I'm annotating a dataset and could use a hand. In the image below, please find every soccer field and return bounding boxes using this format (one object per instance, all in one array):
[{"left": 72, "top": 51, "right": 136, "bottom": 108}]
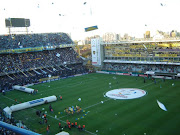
[{"left": 1, "top": 73, "right": 180, "bottom": 135}]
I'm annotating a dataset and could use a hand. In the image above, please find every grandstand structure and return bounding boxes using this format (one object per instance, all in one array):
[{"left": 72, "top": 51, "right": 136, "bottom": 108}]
[
  {"left": 0, "top": 33, "right": 88, "bottom": 91},
  {"left": 91, "top": 38, "right": 180, "bottom": 78}
]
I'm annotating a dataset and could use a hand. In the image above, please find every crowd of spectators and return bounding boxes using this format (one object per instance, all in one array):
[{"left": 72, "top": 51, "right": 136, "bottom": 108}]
[
  {"left": 0, "top": 47, "right": 88, "bottom": 91},
  {"left": 0, "top": 33, "right": 73, "bottom": 50},
  {"left": 0, "top": 33, "right": 88, "bottom": 134},
  {"left": 104, "top": 44, "right": 180, "bottom": 61},
  {"left": 0, "top": 107, "right": 29, "bottom": 135},
  {"left": 0, "top": 47, "right": 83, "bottom": 75},
  {"left": 103, "top": 63, "right": 180, "bottom": 73}
]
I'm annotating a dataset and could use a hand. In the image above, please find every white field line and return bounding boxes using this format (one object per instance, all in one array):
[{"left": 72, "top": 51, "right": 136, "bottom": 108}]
[
  {"left": 58, "top": 98, "right": 111, "bottom": 119},
  {"left": 1, "top": 78, "right": 161, "bottom": 135},
  {"left": 84, "top": 98, "right": 111, "bottom": 110}
]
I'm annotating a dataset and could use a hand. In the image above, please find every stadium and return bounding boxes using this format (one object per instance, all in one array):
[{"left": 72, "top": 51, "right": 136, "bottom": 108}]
[{"left": 1, "top": 1, "right": 180, "bottom": 135}]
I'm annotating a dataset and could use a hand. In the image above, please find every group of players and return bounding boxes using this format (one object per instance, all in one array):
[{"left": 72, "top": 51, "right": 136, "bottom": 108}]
[
  {"left": 36, "top": 96, "right": 86, "bottom": 134},
  {"left": 64, "top": 105, "right": 82, "bottom": 115},
  {"left": 58, "top": 119, "right": 85, "bottom": 131}
]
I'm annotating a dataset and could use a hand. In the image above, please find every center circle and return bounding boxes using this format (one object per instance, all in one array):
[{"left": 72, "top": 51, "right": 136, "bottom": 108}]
[{"left": 105, "top": 88, "right": 147, "bottom": 100}]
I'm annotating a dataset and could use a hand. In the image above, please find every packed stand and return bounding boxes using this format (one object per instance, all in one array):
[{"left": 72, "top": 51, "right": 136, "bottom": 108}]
[
  {"left": 0, "top": 47, "right": 87, "bottom": 91},
  {"left": 0, "top": 33, "right": 73, "bottom": 50},
  {"left": 0, "top": 47, "right": 83, "bottom": 75},
  {"left": 103, "top": 63, "right": 180, "bottom": 73},
  {"left": 104, "top": 44, "right": 180, "bottom": 63}
]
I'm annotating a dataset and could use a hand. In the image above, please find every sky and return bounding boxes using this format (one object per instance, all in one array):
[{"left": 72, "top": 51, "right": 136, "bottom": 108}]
[{"left": 0, "top": 0, "right": 180, "bottom": 40}]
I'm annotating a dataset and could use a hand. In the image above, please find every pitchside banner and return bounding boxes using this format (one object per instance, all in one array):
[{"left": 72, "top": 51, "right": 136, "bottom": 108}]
[{"left": 91, "top": 38, "right": 101, "bottom": 66}]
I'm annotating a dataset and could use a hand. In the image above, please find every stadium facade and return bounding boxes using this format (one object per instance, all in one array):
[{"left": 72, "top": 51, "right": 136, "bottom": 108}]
[{"left": 91, "top": 38, "right": 180, "bottom": 78}]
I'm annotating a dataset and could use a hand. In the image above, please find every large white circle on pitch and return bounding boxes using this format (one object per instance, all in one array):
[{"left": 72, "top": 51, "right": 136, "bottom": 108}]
[{"left": 106, "top": 88, "right": 147, "bottom": 100}]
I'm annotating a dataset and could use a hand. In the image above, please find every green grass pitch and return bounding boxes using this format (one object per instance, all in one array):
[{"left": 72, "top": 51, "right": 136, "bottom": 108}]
[{"left": 1, "top": 73, "right": 180, "bottom": 135}]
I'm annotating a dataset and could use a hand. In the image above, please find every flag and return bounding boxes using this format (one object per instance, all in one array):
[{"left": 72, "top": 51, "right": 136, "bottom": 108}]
[
  {"left": 85, "top": 25, "right": 98, "bottom": 32},
  {"left": 157, "top": 100, "right": 167, "bottom": 111},
  {"left": 56, "top": 53, "right": 60, "bottom": 57}
]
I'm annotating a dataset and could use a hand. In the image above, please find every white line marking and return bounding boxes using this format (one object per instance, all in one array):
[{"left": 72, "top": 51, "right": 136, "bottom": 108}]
[
  {"left": 84, "top": 98, "right": 111, "bottom": 110},
  {"left": 1, "top": 78, "right": 161, "bottom": 135}
]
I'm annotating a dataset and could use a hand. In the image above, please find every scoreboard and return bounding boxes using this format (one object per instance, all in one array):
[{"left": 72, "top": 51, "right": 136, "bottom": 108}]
[{"left": 5, "top": 18, "right": 30, "bottom": 27}]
